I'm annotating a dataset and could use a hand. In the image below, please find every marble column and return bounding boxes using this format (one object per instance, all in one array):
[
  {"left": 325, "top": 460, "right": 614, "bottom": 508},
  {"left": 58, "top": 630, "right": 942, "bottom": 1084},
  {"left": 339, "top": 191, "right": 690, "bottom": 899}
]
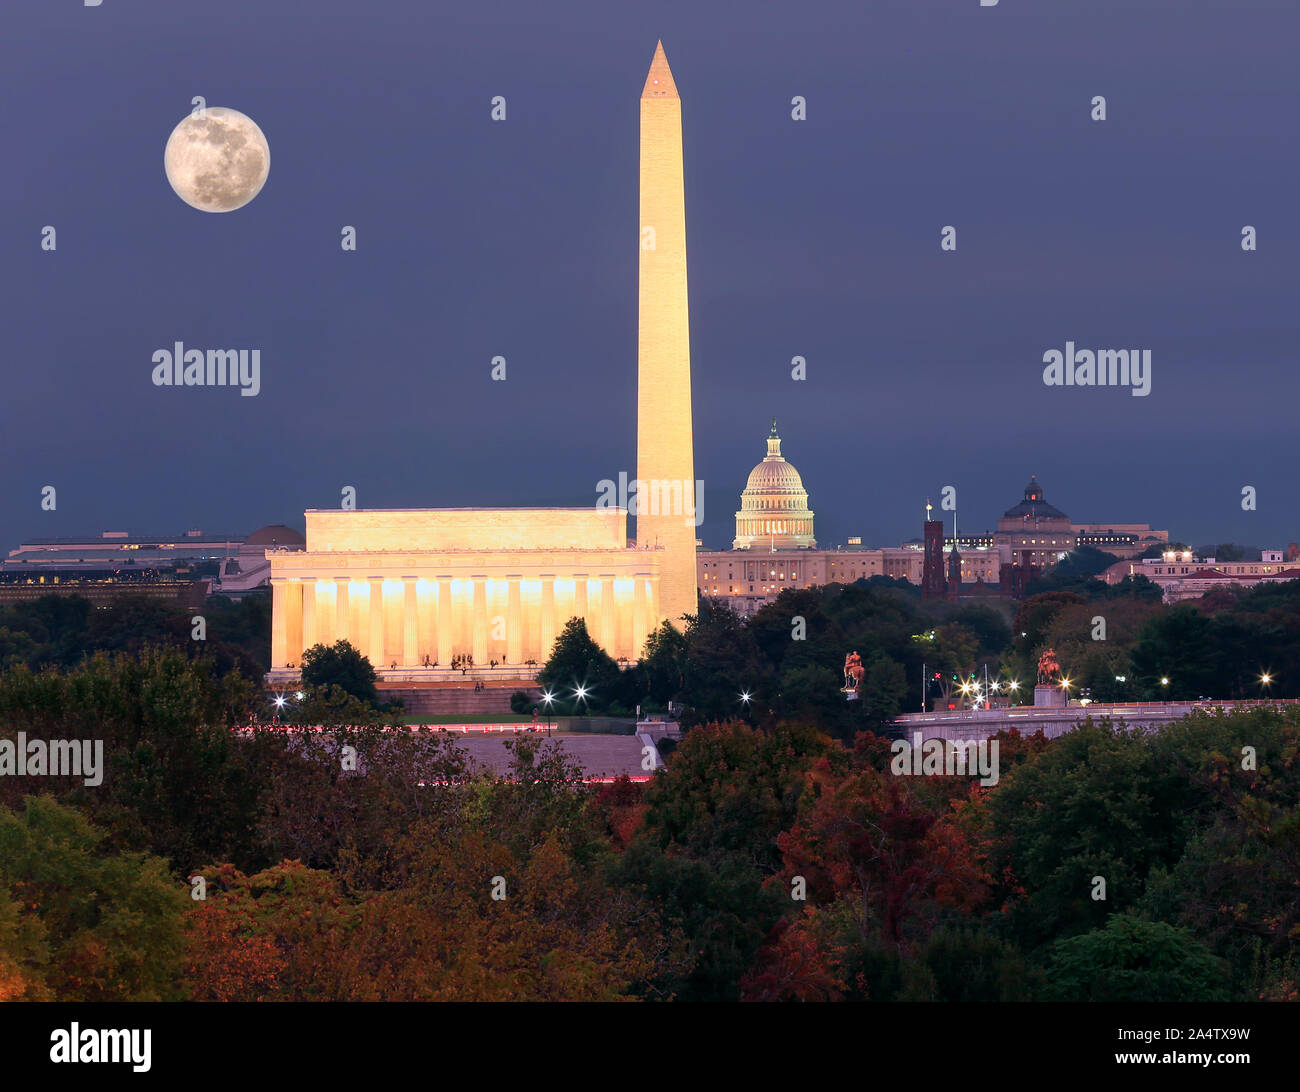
[
  {"left": 403, "top": 577, "right": 419, "bottom": 668},
  {"left": 302, "top": 580, "right": 317, "bottom": 653},
  {"left": 632, "top": 574, "right": 648, "bottom": 660},
  {"left": 540, "top": 575, "right": 556, "bottom": 664},
  {"left": 472, "top": 577, "right": 488, "bottom": 666},
  {"left": 506, "top": 577, "right": 523, "bottom": 664},
  {"left": 334, "top": 578, "right": 350, "bottom": 645},
  {"left": 417, "top": 581, "right": 434, "bottom": 665},
  {"left": 574, "top": 576, "right": 589, "bottom": 635},
  {"left": 436, "top": 578, "right": 452, "bottom": 667},
  {"left": 368, "top": 578, "right": 385, "bottom": 666},
  {"left": 285, "top": 580, "right": 303, "bottom": 666},
  {"left": 271, "top": 580, "right": 287, "bottom": 668},
  {"left": 599, "top": 575, "right": 616, "bottom": 655}
]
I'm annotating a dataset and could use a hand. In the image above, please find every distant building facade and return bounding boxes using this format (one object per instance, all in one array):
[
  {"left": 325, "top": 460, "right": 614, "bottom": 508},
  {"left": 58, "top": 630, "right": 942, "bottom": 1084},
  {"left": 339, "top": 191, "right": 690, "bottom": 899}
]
[
  {"left": 2, "top": 524, "right": 304, "bottom": 600},
  {"left": 217, "top": 525, "right": 305, "bottom": 594},
  {"left": 697, "top": 433, "right": 1170, "bottom": 614},
  {"left": 1101, "top": 549, "right": 1300, "bottom": 602},
  {"left": 0, "top": 579, "right": 207, "bottom": 610},
  {"left": 4, "top": 528, "right": 244, "bottom": 574}
]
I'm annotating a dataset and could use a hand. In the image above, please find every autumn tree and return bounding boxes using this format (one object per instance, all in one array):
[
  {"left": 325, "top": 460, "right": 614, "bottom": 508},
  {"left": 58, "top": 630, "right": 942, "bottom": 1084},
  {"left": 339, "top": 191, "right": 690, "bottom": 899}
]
[
  {"left": 0, "top": 796, "right": 187, "bottom": 1001},
  {"left": 775, "top": 761, "right": 990, "bottom": 952}
]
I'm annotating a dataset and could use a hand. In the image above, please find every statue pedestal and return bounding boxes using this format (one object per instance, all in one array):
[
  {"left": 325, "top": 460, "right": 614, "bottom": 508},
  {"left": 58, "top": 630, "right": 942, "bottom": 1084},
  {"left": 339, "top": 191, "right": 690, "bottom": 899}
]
[{"left": 1034, "top": 685, "right": 1067, "bottom": 708}]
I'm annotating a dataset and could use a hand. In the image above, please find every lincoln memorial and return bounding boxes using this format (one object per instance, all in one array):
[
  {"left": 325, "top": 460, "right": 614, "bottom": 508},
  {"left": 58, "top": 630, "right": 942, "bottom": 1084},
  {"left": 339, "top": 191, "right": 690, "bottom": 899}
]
[{"left": 266, "top": 508, "right": 662, "bottom": 681}]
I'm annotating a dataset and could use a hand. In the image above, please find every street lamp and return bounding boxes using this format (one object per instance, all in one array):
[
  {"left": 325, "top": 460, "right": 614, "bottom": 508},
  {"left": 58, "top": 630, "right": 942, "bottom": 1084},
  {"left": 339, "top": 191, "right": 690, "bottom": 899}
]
[
  {"left": 541, "top": 689, "right": 555, "bottom": 733},
  {"left": 572, "top": 684, "right": 589, "bottom": 717}
]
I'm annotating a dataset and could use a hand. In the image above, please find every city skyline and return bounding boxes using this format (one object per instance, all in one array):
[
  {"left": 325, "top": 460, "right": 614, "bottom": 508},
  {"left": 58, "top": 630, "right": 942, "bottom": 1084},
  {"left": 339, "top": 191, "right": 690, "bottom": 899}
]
[
  {"left": 2, "top": 0, "right": 1296, "bottom": 555},
  {"left": 2, "top": 0, "right": 1299, "bottom": 1024}
]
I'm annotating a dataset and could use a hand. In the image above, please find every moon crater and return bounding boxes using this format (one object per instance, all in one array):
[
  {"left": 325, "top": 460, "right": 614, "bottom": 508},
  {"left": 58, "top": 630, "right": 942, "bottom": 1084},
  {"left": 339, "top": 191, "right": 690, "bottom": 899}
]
[{"left": 164, "top": 107, "right": 270, "bottom": 213}]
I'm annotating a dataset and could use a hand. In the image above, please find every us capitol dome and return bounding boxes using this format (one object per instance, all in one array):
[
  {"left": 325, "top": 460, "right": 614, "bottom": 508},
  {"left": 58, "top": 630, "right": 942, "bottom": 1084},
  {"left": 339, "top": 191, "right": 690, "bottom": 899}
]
[{"left": 732, "top": 419, "right": 817, "bottom": 550}]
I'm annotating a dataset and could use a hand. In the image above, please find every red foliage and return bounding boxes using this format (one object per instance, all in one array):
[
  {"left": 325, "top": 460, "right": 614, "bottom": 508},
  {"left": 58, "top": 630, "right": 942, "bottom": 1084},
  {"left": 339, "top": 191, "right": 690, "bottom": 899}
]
[{"left": 740, "top": 915, "right": 844, "bottom": 1002}]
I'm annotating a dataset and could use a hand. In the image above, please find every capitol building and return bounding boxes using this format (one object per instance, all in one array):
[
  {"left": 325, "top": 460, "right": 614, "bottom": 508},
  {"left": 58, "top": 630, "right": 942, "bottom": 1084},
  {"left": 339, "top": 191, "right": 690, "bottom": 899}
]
[{"left": 731, "top": 420, "right": 816, "bottom": 550}]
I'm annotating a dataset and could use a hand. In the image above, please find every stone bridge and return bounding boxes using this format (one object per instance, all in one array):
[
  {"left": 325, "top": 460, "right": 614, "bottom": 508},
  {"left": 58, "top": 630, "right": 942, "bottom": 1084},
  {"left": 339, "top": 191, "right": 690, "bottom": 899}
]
[{"left": 890, "top": 699, "right": 1300, "bottom": 744}]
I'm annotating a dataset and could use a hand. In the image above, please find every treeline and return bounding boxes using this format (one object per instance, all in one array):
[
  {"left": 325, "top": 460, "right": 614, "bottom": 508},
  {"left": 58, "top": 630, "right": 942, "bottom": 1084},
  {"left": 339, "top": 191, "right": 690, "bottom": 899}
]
[
  {"left": 1004, "top": 578, "right": 1300, "bottom": 703},
  {"left": 540, "top": 582, "right": 1017, "bottom": 736},
  {"left": 1, "top": 648, "right": 1296, "bottom": 1001},
  {"left": 544, "top": 565, "right": 1300, "bottom": 730},
  {"left": 0, "top": 592, "right": 270, "bottom": 678}
]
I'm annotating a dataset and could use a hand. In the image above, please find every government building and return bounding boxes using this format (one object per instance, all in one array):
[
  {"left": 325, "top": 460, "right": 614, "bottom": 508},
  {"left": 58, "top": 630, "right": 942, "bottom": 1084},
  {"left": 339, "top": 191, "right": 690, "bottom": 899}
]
[
  {"left": 697, "top": 428, "right": 1168, "bottom": 615},
  {"left": 266, "top": 44, "right": 698, "bottom": 683}
]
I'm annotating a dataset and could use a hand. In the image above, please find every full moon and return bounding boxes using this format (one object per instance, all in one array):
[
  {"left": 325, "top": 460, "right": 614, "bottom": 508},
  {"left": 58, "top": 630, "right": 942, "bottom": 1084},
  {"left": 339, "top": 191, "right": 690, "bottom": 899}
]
[{"left": 164, "top": 107, "right": 270, "bottom": 213}]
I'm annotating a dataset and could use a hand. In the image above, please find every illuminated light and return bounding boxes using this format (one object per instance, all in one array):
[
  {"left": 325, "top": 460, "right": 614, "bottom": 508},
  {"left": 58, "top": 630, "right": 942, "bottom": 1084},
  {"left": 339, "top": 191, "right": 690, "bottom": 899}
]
[
  {"left": 273, "top": 695, "right": 287, "bottom": 708},
  {"left": 573, "top": 685, "right": 589, "bottom": 702},
  {"left": 1260, "top": 673, "right": 1273, "bottom": 685},
  {"left": 295, "top": 691, "right": 305, "bottom": 701},
  {"left": 739, "top": 691, "right": 752, "bottom": 704},
  {"left": 1160, "top": 677, "right": 1169, "bottom": 686}
]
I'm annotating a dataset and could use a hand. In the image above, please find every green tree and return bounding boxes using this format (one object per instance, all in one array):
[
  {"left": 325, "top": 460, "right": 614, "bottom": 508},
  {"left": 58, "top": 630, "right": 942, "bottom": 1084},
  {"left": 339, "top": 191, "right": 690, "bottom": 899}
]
[
  {"left": 680, "top": 599, "right": 771, "bottom": 727},
  {"left": 1130, "top": 605, "right": 1272, "bottom": 699},
  {"left": 639, "top": 621, "right": 688, "bottom": 706},
  {"left": 537, "top": 618, "right": 620, "bottom": 713},
  {"left": 1045, "top": 914, "right": 1231, "bottom": 1001},
  {"left": 1140, "top": 542, "right": 1188, "bottom": 559},
  {"left": 1013, "top": 592, "right": 1088, "bottom": 652},
  {"left": 920, "top": 925, "right": 1035, "bottom": 1002},
  {"left": 979, "top": 722, "right": 1206, "bottom": 950},
  {"left": 860, "top": 655, "right": 908, "bottom": 731},
  {"left": 1025, "top": 547, "right": 1121, "bottom": 597},
  {"left": 932, "top": 622, "right": 978, "bottom": 682},
  {"left": 0, "top": 795, "right": 188, "bottom": 1000},
  {"left": 0, "top": 647, "right": 276, "bottom": 874},
  {"left": 300, "top": 640, "right": 381, "bottom": 707},
  {"left": 1203, "top": 543, "right": 1251, "bottom": 563},
  {"left": 775, "top": 662, "right": 849, "bottom": 737}
]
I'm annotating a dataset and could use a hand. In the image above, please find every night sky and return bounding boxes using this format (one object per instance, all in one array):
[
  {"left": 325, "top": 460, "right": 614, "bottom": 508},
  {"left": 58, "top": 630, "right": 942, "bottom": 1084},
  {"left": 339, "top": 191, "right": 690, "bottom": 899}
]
[{"left": 2, "top": 0, "right": 1297, "bottom": 555}]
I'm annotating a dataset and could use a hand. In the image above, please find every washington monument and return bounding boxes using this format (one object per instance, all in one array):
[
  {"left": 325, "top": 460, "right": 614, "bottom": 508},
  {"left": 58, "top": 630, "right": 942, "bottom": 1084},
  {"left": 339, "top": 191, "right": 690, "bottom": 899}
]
[{"left": 637, "top": 41, "right": 698, "bottom": 626}]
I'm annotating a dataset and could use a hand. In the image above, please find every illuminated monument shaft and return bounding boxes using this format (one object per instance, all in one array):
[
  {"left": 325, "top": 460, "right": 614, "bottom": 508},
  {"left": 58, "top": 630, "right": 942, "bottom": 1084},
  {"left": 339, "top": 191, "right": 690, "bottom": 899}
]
[
  {"left": 264, "top": 44, "right": 697, "bottom": 682},
  {"left": 637, "top": 41, "right": 698, "bottom": 627}
]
